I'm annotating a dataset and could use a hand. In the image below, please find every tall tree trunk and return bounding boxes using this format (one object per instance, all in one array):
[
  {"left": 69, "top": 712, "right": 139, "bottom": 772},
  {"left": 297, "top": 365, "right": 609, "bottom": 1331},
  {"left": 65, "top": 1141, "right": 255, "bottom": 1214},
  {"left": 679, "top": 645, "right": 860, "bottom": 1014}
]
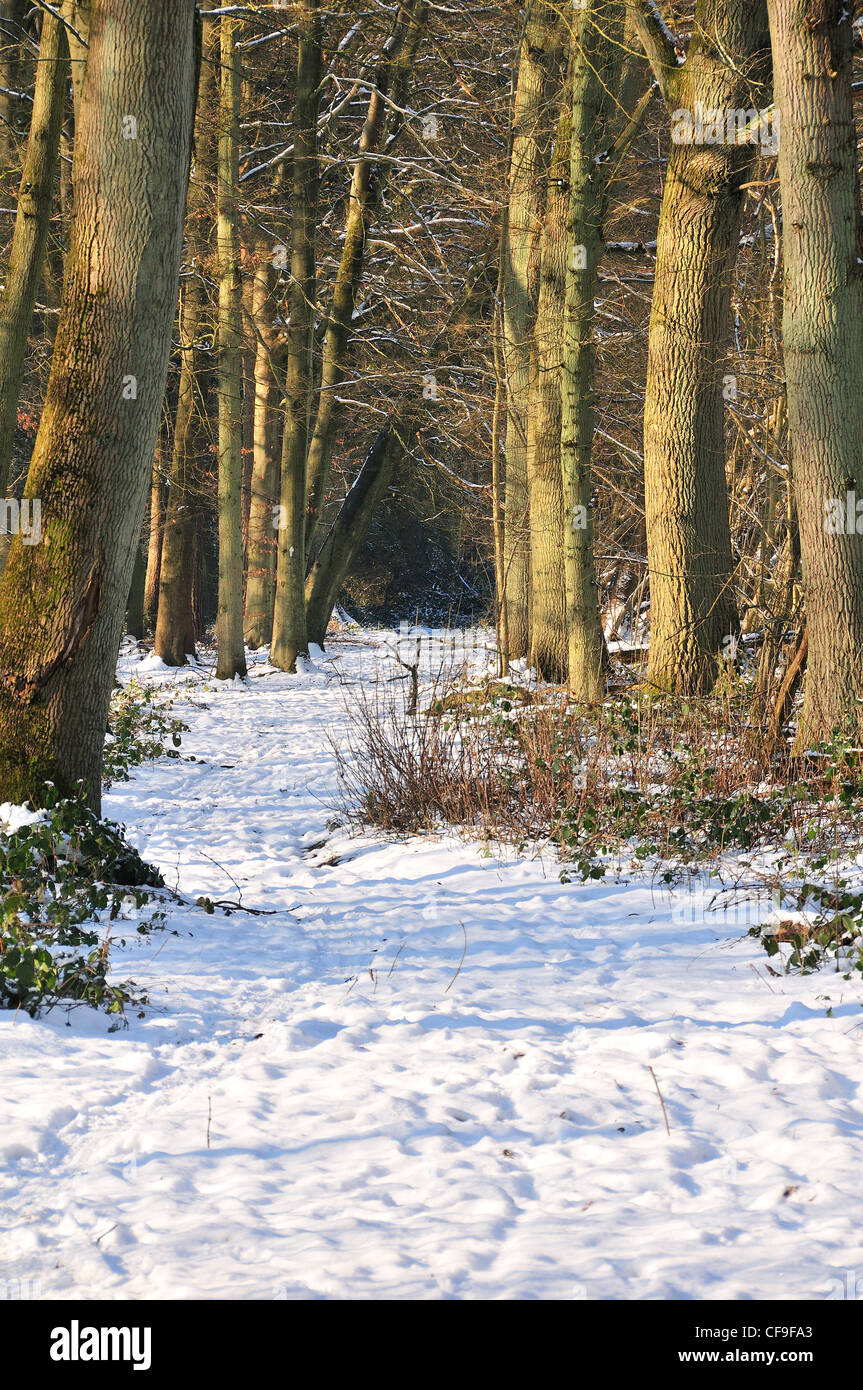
[
  {"left": 143, "top": 443, "right": 163, "bottom": 631},
  {"left": 491, "top": 291, "right": 509, "bottom": 675},
  {"left": 270, "top": 0, "right": 321, "bottom": 671},
  {"left": 243, "top": 247, "right": 281, "bottom": 648},
  {"left": 0, "top": 0, "right": 28, "bottom": 187},
  {"left": 214, "top": 12, "right": 246, "bottom": 680},
  {"left": 0, "top": 0, "right": 195, "bottom": 811},
  {"left": 305, "top": 425, "right": 401, "bottom": 649},
  {"left": 632, "top": 0, "right": 771, "bottom": 695},
  {"left": 501, "top": 2, "right": 562, "bottom": 661},
  {"left": 526, "top": 54, "right": 568, "bottom": 682},
  {"left": 0, "top": 11, "right": 66, "bottom": 499},
  {"left": 561, "top": 4, "right": 645, "bottom": 703},
  {"left": 154, "top": 11, "right": 216, "bottom": 666},
  {"left": 125, "top": 541, "right": 145, "bottom": 640},
  {"left": 767, "top": 0, "right": 863, "bottom": 746}
]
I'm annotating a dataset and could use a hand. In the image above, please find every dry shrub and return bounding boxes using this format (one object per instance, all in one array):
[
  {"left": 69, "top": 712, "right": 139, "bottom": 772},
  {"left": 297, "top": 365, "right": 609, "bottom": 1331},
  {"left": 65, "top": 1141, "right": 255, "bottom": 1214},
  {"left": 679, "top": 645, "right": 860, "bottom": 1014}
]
[{"left": 331, "top": 670, "right": 863, "bottom": 872}]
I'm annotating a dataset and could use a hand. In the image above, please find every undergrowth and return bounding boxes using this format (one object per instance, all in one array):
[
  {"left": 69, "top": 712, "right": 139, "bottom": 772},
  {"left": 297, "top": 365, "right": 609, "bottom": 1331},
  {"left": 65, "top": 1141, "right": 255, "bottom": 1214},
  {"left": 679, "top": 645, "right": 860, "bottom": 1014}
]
[
  {"left": 1, "top": 680, "right": 189, "bottom": 1022},
  {"left": 0, "top": 792, "right": 168, "bottom": 1024},
  {"left": 103, "top": 678, "right": 188, "bottom": 787},
  {"left": 333, "top": 669, "right": 863, "bottom": 979}
]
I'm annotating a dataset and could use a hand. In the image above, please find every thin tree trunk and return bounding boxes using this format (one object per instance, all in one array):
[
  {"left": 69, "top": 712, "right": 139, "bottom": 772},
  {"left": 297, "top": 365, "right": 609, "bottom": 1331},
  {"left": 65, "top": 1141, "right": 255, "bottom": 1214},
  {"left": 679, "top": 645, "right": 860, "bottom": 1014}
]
[
  {"left": 561, "top": 3, "right": 641, "bottom": 703},
  {"left": 243, "top": 248, "right": 281, "bottom": 648},
  {"left": 125, "top": 542, "right": 145, "bottom": 641},
  {"left": 155, "top": 11, "right": 216, "bottom": 666},
  {"left": 0, "top": 0, "right": 28, "bottom": 179},
  {"left": 60, "top": 0, "right": 90, "bottom": 126},
  {"left": 491, "top": 293, "right": 509, "bottom": 675},
  {"left": 214, "top": 11, "right": 246, "bottom": 680},
  {"left": 143, "top": 443, "right": 163, "bottom": 631},
  {"left": 500, "top": 3, "right": 562, "bottom": 662},
  {"left": 0, "top": 0, "right": 195, "bottom": 811},
  {"left": 270, "top": 0, "right": 321, "bottom": 671},
  {"left": 632, "top": 0, "right": 771, "bottom": 695},
  {"left": 155, "top": 274, "right": 206, "bottom": 665},
  {"left": 305, "top": 425, "right": 401, "bottom": 649},
  {"left": 526, "top": 54, "right": 568, "bottom": 682},
  {"left": 0, "top": 11, "right": 66, "bottom": 499},
  {"left": 767, "top": 0, "right": 863, "bottom": 746}
]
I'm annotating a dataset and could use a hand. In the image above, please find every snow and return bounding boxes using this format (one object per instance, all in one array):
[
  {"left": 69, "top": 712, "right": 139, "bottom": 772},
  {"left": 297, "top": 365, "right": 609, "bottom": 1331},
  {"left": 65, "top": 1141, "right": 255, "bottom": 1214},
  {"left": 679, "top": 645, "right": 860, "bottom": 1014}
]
[
  {"left": 2, "top": 632, "right": 863, "bottom": 1300},
  {"left": 0, "top": 801, "right": 44, "bottom": 835}
]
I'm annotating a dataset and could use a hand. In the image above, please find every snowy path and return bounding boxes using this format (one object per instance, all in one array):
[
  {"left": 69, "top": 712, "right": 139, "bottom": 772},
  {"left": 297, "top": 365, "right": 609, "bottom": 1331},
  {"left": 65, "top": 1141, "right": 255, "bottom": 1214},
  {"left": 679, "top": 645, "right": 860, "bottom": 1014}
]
[{"left": 2, "top": 635, "right": 863, "bottom": 1300}]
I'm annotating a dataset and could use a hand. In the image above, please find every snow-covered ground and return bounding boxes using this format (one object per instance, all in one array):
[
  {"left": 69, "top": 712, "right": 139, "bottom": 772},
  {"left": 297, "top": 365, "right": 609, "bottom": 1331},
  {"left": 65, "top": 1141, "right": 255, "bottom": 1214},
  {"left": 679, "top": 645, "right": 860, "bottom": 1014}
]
[{"left": 2, "top": 631, "right": 863, "bottom": 1301}]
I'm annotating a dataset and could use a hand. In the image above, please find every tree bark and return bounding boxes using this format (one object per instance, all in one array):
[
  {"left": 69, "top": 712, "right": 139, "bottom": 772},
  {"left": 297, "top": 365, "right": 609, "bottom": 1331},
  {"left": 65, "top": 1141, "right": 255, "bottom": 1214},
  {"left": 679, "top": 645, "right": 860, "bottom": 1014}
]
[
  {"left": 633, "top": 0, "right": 771, "bottom": 695},
  {"left": 214, "top": 11, "right": 246, "bottom": 680},
  {"left": 0, "top": 0, "right": 195, "bottom": 811},
  {"left": 767, "top": 0, "right": 863, "bottom": 746}
]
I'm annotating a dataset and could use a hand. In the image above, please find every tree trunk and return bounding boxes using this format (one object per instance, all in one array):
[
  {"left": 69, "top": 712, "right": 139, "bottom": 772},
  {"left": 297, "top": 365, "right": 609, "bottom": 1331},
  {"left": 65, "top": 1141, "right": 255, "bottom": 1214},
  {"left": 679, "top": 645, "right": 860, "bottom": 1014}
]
[
  {"left": 125, "top": 542, "right": 145, "bottom": 641},
  {"left": 526, "top": 55, "right": 568, "bottom": 682},
  {"left": 0, "top": 0, "right": 28, "bottom": 180},
  {"left": 767, "top": 0, "right": 863, "bottom": 746},
  {"left": 60, "top": 0, "right": 91, "bottom": 126},
  {"left": 214, "top": 12, "right": 246, "bottom": 680},
  {"left": 491, "top": 291, "right": 509, "bottom": 675},
  {"left": 143, "top": 443, "right": 163, "bottom": 631},
  {"left": 270, "top": 0, "right": 321, "bottom": 671},
  {"left": 501, "top": 2, "right": 562, "bottom": 661},
  {"left": 305, "top": 425, "right": 401, "bottom": 649},
  {"left": 243, "top": 248, "right": 281, "bottom": 648},
  {"left": 155, "top": 11, "right": 216, "bottom": 667},
  {"left": 633, "top": 0, "right": 771, "bottom": 695},
  {"left": 561, "top": 3, "right": 640, "bottom": 703},
  {"left": 0, "top": 0, "right": 195, "bottom": 811},
  {"left": 0, "top": 11, "right": 66, "bottom": 500}
]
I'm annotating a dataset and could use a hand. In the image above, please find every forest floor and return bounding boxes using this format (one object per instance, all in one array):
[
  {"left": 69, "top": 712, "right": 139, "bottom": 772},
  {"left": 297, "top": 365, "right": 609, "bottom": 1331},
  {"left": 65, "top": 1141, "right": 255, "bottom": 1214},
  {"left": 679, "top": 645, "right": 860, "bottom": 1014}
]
[{"left": 2, "top": 631, "right": 863, "bottom": 1300}]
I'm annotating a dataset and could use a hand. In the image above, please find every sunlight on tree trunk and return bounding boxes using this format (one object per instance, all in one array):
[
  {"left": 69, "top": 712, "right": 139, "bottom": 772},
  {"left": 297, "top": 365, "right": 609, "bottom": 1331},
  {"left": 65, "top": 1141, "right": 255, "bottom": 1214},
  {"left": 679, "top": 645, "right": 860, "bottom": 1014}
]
[{"left": 0, "top": 0, "right": 196, "bottom": 810}]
